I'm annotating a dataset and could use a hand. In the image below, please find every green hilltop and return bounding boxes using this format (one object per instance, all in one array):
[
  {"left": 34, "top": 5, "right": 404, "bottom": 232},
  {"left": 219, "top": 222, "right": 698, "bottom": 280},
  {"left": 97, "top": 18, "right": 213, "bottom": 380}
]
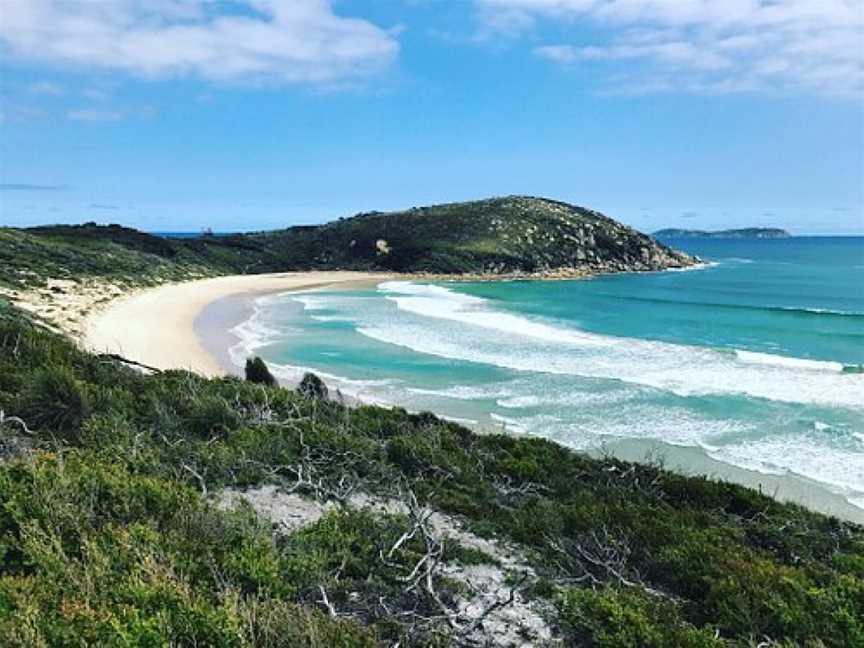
[{"left": 1, "top": 196, "right": 695, "bottom": 290}]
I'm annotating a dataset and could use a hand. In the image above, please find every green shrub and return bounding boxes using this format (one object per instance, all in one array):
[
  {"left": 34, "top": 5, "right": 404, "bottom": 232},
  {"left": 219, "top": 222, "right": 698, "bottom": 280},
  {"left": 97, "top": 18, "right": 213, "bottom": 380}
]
[
  {"left": 298, "top": 372, "right": 328, "bottom": 400},
  {"left": 17, "top": 366, "right": 91, "bottom": 440},
  {"left": 557, "top": 586, "right": 725, "bottom": 648},
  {"left": 244, "top": 356, "right": 277, "bottom": 387}
]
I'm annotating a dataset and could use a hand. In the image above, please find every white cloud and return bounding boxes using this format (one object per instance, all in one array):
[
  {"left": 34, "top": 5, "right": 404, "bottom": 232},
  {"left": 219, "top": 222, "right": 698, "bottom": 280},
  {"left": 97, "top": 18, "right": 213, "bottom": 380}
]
[
  {"left": 67, "top": 109, "right": 123, "bottom": 122},
  {"left": 0, "top": 0, "right": 399, "bottom": 85},
  {"left": 481, "top": 0, "right": 864, "bottom": 96}
]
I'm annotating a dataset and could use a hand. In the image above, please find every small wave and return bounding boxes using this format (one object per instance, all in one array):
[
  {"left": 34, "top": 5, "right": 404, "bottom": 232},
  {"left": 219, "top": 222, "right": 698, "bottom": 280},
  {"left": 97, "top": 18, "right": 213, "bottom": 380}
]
[
  {"left": 603, "top": 293, "right": 864, "bottom": 318},
  {"left": 408, "top": 384, "right": 515, "bottom": 401},
  {"left": 489, "top": 412, "right": 528, "bottom": 434},
  {"left": 364, "top": 282, "right": 864, "bottom": 409},
  {"left": 496, "top": 389, "right": 634, "bottom": 410},
  {"left": 663, "top": 261, "right": 720, "bottom": 273},
  {"left": 228, "top": 299, "right": 284, "bottom": 366},
  {"left": 439, "top": 414, "right": 479, "bottom": 426},
  {"left": 707, "top": 435, "right": 864, "bottom": 511},
  {"left": 734, "top": 350, "right": 844, "bottom": 372}
]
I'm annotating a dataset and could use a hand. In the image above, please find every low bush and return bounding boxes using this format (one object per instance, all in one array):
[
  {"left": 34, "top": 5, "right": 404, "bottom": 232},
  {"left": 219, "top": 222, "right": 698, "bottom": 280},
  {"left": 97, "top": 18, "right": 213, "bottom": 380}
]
[{"left": 245, "top": 357, "right": 278, "bottom": 387}]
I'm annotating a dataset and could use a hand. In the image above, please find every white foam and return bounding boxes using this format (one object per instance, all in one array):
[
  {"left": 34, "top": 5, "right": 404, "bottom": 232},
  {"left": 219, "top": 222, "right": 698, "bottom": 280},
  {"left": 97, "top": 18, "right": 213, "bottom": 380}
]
[
  {"left": 228, "top": 297, "right": 284, "bottom": 367},
  {"left": 735, "top": 350, "right": 844, "bottom": 372},
  {"left": 408, "top": 384, "right": 515, "bottom": 401},
  {"left": 229, "top": 281, "right": 864, "bottom": 511},
  {"left": 380, "top": 282, "right": 611, "bottom": 348},
  {"left": 664, "top": 261, "right": 719, "bottom": 272},
  {"left": 496, "top": 389, "right": 635, "bottom": 409},
  {"left": 708, "top": 434, "right": 864, "bottom": 510},
  {"left": 439, "top": 414, "right": 479, "bottom": 426},
  {"left": 361, "top": 282, "right": 864, "bottom": 410}
]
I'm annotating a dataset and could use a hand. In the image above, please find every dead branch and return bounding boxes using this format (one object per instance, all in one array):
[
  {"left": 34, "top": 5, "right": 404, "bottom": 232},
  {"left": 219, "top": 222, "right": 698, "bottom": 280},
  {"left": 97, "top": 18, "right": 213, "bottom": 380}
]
[
  {"left": 318, "top": 585, "right": 338, "bottom": 618},
  {"left": 182, "top": 463, "right": 208, "bottom": 497},
  {"left": 96, "top": 352, "right": 162, "bottom": 373},
  {"left": 0, "top": 410, "right": 35, "bottom": 436},
  {"left": 381, "top": 487, "right": 526, "bottom": 643}
]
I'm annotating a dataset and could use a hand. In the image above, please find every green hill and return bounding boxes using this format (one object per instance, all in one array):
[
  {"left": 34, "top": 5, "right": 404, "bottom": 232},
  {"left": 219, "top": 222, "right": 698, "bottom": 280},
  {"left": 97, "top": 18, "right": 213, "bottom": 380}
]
[
  {"left": 234, "top": 196, "right": 696, "bottom": 274},
  {"left": 1, "top": 196, "right": 695, "bottom": 290}
]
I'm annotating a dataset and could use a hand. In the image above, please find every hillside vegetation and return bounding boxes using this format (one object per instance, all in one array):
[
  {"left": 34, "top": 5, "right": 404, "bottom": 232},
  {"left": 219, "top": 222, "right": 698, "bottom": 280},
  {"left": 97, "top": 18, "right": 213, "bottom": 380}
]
[
  {"left": 1, "top": 197, "right": 694, "bottom": 291},
  {"left": 0, "top": 300, "right": 861, "bottom": 646}
]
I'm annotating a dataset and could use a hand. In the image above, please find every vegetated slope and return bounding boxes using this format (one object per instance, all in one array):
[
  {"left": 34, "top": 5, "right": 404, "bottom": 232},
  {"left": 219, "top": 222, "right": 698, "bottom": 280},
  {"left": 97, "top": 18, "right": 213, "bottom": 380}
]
[
  {"left": 0, "top": 301, "right": 861, "bottom": 647},
  {"left": 1, "top": 196, "right": 695, "bottom": 290},
  {"left": 653, "top": 227, "right": 791, "bottom": 239},
  {"left": 0, "top": 224, "right": 223, "bottom": 289},
  {"left": 238, "top": 196, "right": 697, "bottom": 274}
]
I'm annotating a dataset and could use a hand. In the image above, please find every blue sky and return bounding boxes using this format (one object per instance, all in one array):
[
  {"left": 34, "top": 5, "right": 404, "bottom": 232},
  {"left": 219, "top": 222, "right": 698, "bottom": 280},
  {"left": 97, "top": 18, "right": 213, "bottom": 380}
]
[{"left": 1, "top": 0, "right": 862, "bottom": 234}]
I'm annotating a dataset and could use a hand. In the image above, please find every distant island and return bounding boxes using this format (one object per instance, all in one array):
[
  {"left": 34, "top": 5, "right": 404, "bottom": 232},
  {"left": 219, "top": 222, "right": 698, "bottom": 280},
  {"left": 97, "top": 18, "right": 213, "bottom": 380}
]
[{"left": 653, "top": 227, "right": 791, "bottom": 239}]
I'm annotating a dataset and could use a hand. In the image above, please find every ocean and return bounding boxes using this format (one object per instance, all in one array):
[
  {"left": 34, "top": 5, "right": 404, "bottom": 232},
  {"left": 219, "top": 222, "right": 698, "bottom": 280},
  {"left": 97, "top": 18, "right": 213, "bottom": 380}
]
[{"left": 228, "top": 237, "right": 864, "bottom": 514}]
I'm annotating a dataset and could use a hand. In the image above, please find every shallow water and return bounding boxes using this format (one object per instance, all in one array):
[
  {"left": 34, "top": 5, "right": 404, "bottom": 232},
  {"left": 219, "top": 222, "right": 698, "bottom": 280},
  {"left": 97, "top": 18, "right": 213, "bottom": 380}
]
[{"left": 229, "top": 237, "right": 864, "bottom": 512}]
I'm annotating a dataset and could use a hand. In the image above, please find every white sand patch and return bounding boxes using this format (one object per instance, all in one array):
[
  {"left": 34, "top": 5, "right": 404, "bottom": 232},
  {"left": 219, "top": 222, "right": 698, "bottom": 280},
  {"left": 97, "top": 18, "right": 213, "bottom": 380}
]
[{"left": 219, "top": 486, "right": 552, "bottom": 647}]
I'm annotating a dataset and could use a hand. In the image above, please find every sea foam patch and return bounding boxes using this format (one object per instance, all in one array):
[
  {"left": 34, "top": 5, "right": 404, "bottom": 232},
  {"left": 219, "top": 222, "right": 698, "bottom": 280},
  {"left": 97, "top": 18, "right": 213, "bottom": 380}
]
[{"left": 369, "top": 282, "right": 864, "bottom": 409}]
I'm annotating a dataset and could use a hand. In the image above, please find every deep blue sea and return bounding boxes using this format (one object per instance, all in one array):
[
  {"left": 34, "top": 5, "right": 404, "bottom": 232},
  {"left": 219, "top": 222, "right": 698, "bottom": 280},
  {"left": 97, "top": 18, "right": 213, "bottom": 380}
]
[{"left": 230, "top": 237, "right": 864, "bottom": 510}]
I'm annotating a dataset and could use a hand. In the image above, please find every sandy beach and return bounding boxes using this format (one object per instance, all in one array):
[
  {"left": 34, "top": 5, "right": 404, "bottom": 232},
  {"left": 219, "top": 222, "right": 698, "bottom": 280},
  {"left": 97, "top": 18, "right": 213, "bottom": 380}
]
[{"left": 83, "top": 272, "right": 393, "bottom": 376}]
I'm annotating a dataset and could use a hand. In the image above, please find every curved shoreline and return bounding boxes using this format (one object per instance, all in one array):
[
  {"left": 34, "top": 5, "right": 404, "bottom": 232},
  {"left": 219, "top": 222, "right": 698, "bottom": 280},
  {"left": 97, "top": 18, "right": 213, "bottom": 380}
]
[
  {"left": 82, "top": 272, "right": 395, "bottom": 376},
  {"left": 82, "top": 272, "right": 864, "bottom": 523}
]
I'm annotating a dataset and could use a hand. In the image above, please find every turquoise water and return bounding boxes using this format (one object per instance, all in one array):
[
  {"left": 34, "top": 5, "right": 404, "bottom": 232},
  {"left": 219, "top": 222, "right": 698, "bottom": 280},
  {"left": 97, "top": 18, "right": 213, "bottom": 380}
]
[{"left": 231, "top": 237, "right": 864, "bottom": 509}]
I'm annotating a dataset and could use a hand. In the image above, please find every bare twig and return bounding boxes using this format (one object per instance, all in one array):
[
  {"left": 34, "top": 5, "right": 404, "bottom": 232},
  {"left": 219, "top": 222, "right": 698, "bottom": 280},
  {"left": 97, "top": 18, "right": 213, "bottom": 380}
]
[
  {"left": 182, "top": 463, "right": 208, "bottom": 497},
  {"left": 0, "top": 410, "right": 35, "bottom": 436},
  {"left": 318, "top": 585, "right": 338, "bottom": 618}
]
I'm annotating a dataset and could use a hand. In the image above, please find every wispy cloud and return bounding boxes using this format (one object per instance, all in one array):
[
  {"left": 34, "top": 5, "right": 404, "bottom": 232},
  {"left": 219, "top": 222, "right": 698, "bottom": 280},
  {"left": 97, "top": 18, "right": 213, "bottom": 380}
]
[
  {"left": 28, "top": 81, "right": 65, "bottom": 96},
  {"left": 481, "top": 0, "right": 864, "bottom": 96},
  {"left": 81, "top": 87, "right": 112, "bottom": 101},
  {"left": 0, "top": 183, "right": 65, "bottom": 191},
  {"left": 67, "top": 109, "right": 123, "bottom": 122},
  {"left": 0, "top": 0, "right": 399, "bottom": 86},
  {"left": 89, "top": 203, "right": 120, "bottom": 210}
]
